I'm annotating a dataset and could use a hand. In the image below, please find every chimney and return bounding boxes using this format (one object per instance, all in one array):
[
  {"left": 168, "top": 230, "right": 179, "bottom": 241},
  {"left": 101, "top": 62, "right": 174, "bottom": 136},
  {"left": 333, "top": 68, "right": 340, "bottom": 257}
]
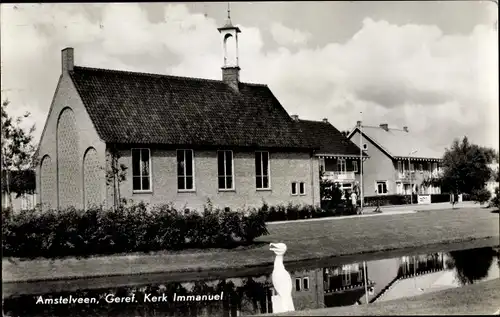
[
  {"left": 356, "top": 120, "right": 361, "bottom": 128},
  {"left": 403, "top": 126, "right": 409, "bottom": 132},
  {"left": 380, "top": 123, "right": 389, "bottom": 131},
  {"left": 322, "top": 118, "right": 328, "bottom": 123},
  {"left": 61, "top": 47, "right": 74, "bottom": 73},
  {"left": 222, "top": 66, "right": 240, "bottom": 91},
  {"left": 291, "top": 114, "right": 299, "bottom": 122}
]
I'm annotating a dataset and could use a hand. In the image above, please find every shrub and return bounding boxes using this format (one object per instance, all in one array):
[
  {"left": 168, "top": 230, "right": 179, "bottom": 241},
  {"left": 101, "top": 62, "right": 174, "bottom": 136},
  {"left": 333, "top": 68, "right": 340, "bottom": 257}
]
[
  {"left": 470, "top": 188, "right": 492, "bottom": 205},
  {"left": 2, "top": 202, "right": 269, "bottom": 259},
  {"left": 363, "top": 194, "right": 418, "bottom": 207}
]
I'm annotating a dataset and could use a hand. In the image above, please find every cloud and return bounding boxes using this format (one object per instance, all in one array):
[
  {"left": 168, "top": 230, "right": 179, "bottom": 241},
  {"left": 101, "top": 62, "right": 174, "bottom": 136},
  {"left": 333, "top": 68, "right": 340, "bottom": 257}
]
[
  {"left": 270, "top": 22, "right": 311, "bottom": 46},
  {"left": 0, "top": 4, "right": 497, "bottom": 153}
]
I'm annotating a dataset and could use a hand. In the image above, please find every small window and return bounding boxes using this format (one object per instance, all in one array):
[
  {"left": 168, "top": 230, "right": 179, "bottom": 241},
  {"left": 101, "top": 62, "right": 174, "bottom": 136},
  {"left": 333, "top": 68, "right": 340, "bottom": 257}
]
[
  {"left": 132, "top": 148, "right": 152, "bottom": 192},
  {"left": 418, "top": 163, "right": 423, "bottom": 171},
  {"left": 291, "top": 182, "right": 298, "bottom": 195},
  {"left": 352, "top": 161, "right": 358, "bottom": 173},
  {"left": 376, "top": 181, "right": 388, "bottom": 194},
  {"left": 410, "top": 163, "right": 414, "bottom": 172},
  {"left": 295, "top": 278, "right": 301, "bottom": 291},
  {"left": 299, "top": 182, "right": 306, "bottom": 195},
  {"left": 302, "top": 277, "right": 309, "bottom": 290}
]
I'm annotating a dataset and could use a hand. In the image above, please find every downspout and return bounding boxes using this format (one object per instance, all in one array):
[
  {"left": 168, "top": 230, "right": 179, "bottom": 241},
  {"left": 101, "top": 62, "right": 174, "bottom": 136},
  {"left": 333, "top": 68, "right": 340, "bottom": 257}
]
[{"left": 311, "top": 150, "right": 315, "bottom": 206}]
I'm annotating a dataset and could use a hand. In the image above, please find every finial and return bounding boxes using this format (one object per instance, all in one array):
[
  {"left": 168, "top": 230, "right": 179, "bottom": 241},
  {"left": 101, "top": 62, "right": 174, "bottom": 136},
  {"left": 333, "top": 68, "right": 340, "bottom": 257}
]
[{"left": 227, "top": 2, "right": 231, "bottom": 19}]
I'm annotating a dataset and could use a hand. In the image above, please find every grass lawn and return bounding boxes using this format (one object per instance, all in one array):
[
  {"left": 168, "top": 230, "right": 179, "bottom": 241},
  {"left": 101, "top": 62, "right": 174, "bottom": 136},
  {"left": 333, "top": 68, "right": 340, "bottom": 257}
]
[
  {"left": 3, "top": 208, "right": 499, "bottom": 295},
  {"left": 266, "top": 278, "right": 500, "bottom": 316}
]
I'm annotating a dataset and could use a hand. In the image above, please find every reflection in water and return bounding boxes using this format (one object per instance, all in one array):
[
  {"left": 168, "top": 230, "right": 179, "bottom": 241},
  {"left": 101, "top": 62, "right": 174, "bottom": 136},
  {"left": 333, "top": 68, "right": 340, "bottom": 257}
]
[
  {"left": 3, "top": 247, "right": 498, "bottom": 317},
  {"left": 447, "top": 247, "right": 496, "bottom": 285}
]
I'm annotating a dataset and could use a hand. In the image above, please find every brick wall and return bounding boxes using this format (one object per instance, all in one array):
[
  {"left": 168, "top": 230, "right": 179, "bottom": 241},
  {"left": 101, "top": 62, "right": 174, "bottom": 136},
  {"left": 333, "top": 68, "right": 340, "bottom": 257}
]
[
  {"left": 110, "top": 148, "right": 320, "bottom": 211},
  {"left": 36, "top": 72, "right": 107, "bottom": 210}
]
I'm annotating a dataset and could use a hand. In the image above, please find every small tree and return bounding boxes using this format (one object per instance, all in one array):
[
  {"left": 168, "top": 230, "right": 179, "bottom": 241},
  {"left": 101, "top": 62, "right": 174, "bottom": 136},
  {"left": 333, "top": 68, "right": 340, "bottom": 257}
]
[
  {"left": 1, "top": 99, "right": 37, "bottom": 209},
  {"left": 470, "top": 188, "right": 492, "bottom": 205},
  {"left": 105, "top": 145, "right": 128, "bottom": 209},
  {"left": 439, "top": 137, "right": 495, "bottom": 195}
]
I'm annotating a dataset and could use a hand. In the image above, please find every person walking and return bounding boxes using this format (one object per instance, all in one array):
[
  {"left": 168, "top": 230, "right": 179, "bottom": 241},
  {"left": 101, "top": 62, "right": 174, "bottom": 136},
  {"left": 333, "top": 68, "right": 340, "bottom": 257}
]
[{"left": 350, "top": 190, "right": 358, "bottom": 215}]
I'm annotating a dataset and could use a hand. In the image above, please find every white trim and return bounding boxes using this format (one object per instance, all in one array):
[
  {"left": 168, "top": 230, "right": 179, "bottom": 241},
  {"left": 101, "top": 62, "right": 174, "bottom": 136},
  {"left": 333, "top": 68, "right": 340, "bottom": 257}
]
[
  {"left": 176, "top": 149, "right": 196, "bottom": 192},
  {"left": 302, "top": 277, "right": 310, "bottom": 290},
  {"left": 375, "top": 180, "right": 388, "bottom": 195},
  {"left": 352, "top": 160, "right": 358, "bottom": 173},
  {"left": 255, "top": 151, "right": 271, "bottom": 191},
  {"left": 299, "top": 181, "right": 306, "bottom": 195},
  {"left": 217, "top": 150, "right": 235, "bottom": 191},
  {"left": 131, "top": 148, "right": 153, "bottom": 193},
  {"left": 295, "top": 278, "right": 302, "bottom": 291}
]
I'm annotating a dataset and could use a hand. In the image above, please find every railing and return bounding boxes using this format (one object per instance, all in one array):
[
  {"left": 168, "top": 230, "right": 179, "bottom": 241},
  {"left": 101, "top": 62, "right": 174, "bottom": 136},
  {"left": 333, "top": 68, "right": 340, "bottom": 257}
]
[
  {"left": 397, "top": 170, "right": 442, "bottom": 180},
  {"left": 322, "top": 171, "right": 356, "bottom": 181}
]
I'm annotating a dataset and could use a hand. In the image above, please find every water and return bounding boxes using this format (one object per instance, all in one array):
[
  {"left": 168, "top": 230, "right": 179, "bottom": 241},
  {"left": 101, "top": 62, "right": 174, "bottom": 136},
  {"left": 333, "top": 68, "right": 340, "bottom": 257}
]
[{"left": 3, "top": 246, "right": 499, "bottom": 317}]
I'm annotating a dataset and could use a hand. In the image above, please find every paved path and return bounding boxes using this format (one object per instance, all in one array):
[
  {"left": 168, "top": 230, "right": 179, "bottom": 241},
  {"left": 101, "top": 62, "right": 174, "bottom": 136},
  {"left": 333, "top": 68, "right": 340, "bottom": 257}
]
[{"left": 268, "top": 201, "right": 486, "bottom": 225}]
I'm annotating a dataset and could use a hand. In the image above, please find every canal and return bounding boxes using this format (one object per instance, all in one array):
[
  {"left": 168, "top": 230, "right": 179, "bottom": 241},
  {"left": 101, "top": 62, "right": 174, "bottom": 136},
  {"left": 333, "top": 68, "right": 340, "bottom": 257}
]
[{"left": 3, "top": 245, "right": 499, "bottom": 316}]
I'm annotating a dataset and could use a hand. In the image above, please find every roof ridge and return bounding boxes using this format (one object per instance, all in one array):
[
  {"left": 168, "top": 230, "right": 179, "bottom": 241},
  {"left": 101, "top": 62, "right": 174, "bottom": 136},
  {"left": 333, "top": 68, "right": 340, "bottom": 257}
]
[{"left": 72, "top": 65, "right": 268, "bottom": 87}]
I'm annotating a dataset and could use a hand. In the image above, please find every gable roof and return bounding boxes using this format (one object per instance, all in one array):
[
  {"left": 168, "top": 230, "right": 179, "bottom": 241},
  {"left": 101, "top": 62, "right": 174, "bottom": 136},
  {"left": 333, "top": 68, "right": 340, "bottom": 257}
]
[
  {"left": 297, "top": 119, "right": 367, "bottom": 157},
  {"left": 69, "top": 66, "right": 316, "bottom": 150},
  {"left": 348, "top": 125, "right": 443, "bottom": 160}
]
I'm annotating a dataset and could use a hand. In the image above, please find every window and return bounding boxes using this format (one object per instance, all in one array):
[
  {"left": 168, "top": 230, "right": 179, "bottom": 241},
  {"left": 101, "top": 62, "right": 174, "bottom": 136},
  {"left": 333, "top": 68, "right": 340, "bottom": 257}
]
[
  {"left": 132, "top": 148, "right": 151, "bottom": 192},
  {"left": 410, "top": 162, "right": 414, "bottom": 171},
  {"left": 217, "top": 150, "right": 234, "bottom": 190},
  {"left": 352, "top": 161, "right": 358, "bottom": 173},
  {"left": 397, "top": 161, "right": 403, "bottom": 173},
  {"left": 432, "top": 162, "right": 438, "bottom": 171},
  {"left": 342, "top": 265, "right": 352, "bottom": 286},
  {"left": 255, "top": 151, "right": 270, "bottom": 190},
  {"left": 177, "top": 150, "right": 194, "bottom": 191},
  {"left": 291, "top": 182, "right": 298, "bottom": 195},
  {"left": 418, "top": 164, "right": 423, "bottom": 171},
  {"left": 376, "top": 181, "right": 388, "bottom": 194},
  {"left": 295, "top": 278, "right": 302, "bottom": 291},
  {"left": 302, "top": 277, "right": 309, "bottom": 290},
  {"left": 299, "top": 182, "right": 306, "bottom": 195},
  {"left": 337, "top": 158, "right": 346, "bottom": 173}
]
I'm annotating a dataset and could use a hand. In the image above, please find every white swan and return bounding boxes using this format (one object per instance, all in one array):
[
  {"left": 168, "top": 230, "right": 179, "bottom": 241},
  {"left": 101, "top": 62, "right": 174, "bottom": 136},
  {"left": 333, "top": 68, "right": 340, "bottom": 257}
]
[{"left": 269, "top": 242, "right": 295, "bottom": 313}]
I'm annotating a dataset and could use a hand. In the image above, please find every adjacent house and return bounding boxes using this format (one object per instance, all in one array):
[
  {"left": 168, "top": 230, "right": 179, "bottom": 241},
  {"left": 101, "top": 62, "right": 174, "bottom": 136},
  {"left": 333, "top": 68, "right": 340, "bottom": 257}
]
[
  {"left": 296, "top": 117, "right": 367, "bottom": 194},
  {"left": 348, "top": 123, "right": 443, "bottom": 198},
  {"left": 35, "top": 17, "right": 320, "bottom": 212}
]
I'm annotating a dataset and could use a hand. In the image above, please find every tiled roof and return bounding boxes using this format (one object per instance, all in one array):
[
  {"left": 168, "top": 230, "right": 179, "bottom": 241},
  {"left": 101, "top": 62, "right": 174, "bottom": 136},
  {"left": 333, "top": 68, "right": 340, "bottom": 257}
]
[
  {"left": 69, "top": 66, "right": 316, "bottom": 150},
  {"left": 297, "top": 119, "right": 365, "bottom": 156},
  {"left": 355, "top": 126, "right": 443, "bottom": 160}
]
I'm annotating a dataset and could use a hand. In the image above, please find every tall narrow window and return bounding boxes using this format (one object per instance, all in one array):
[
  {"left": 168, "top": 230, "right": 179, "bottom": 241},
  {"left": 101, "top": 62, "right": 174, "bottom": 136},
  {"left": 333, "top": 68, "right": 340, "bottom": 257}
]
[
  {"left": 132, "top": 148, "right": 151, "bottom": 192},
  {"left": 299, "top": 182, "right": 306, "bottom": 195},
  {"left": 218, "top": 150, "right": 234, "bottom": 190},
  {"left": 337, "top": 158, "right": 346, "bottom": 173},
  {"left": 255, "top": 151, "right": 270, "bottom": 189},
  {"left": 295, "top": 278, "right": 302, "bottom": 291},
  {"left": 177, "top": 149, "right": 194, "bottom": 191},
  {"left": 303, "top": 277, "right": 309, "bottom": 290},
  {"left": 397, "top": 161, "right": 402, "bottom": 173},
  {"left": 291, "top": 182, "right": 298, "bottom": 195}
]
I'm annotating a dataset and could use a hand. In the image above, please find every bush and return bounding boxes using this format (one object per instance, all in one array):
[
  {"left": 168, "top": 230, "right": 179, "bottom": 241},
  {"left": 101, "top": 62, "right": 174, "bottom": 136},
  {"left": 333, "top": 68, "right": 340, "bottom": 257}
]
[
  {"left": 2, "top": 202, "right": 269, "bottom": 259},
  {"left": 430, "top": 194, "right": 451, "bottom": 203},
  {"left": 470, "top": 188, "right": 492, "bottom": 205},
  {"left": 363, "top": 194, "right": 418, "bottom": 207}
]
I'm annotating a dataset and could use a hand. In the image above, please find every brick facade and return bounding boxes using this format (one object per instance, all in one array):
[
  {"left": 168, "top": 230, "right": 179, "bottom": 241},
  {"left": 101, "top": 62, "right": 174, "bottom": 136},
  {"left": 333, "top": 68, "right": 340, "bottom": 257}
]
[
  {"left": 108, "top": 148, "right": 320, "bottom": 211},
  {"left": 36, "top": 73, "right": 107, "bottom": 210},
  {"left": 37, "top": 71, "right": 321, "bottom": 212}
]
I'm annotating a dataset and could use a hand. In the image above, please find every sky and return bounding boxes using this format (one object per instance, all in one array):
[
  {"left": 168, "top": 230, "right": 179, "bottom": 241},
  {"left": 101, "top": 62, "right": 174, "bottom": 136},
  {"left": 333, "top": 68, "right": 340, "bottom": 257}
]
[{"left": 1, "top": 1, "right": 498, "bottom": 153}]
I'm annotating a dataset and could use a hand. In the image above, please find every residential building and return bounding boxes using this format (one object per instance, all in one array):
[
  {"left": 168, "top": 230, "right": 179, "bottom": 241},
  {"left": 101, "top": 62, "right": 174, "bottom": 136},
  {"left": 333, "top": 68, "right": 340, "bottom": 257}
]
[
  {"left": 297, "top": 117, "right": 367, "bottom": 194},
  {"left": 348, "top": 123, "right": 443, "bottom": 198},
  {"left": 35, "top": 16, "right": 320, "bottom": 212}
]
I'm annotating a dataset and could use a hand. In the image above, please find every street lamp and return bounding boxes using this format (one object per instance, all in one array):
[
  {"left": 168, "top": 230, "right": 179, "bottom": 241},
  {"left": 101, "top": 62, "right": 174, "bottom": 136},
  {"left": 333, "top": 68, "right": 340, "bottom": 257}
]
[
  {"left": 359, "top": 113, "right": 364, "bottom": 211},
  {"left": 408, "top": 150, "right": 418, "bottom": 204}
]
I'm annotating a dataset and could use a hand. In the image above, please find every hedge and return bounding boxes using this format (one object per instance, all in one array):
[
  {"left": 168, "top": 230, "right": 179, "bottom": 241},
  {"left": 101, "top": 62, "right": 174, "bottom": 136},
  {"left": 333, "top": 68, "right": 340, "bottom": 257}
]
[
  {"left": 363, "top": 194, "right": 418, "bottom": 207},
  {"left": 1, "top": 202, "right": 269, "bottom": 259}
]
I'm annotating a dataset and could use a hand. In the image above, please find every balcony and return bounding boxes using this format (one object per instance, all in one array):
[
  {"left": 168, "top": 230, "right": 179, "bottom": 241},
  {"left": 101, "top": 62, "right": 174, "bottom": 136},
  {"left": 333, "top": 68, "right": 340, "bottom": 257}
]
[
  {"left": 397, "top": 170, "right": 442, "bottom": 181},
  {"left": 322, "top": 171, "right": 356, "bottom": 181}
]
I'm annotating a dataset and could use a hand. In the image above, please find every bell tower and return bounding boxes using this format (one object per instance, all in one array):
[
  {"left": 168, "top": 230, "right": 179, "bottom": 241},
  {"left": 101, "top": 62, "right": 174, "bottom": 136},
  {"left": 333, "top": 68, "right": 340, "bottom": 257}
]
[{"left": 217, "top": 3, "right": 241, "bottom": 90}]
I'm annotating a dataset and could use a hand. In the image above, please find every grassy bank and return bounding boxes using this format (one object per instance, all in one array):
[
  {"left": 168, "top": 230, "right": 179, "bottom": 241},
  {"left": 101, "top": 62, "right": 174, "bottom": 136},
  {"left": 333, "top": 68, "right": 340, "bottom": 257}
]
[
  {"left": 3, "top": 209, "right": 499, "bottom": 290},
  {"left": 266, "top": 278, "right": 500, "bottom": 316}
]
